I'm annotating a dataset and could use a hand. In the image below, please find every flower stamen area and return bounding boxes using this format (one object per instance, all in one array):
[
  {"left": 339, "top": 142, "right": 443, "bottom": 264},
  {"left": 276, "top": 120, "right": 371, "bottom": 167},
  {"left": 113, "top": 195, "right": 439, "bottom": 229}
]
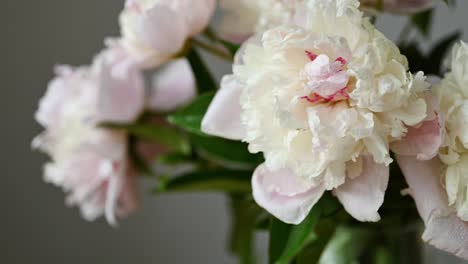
[{"left": 301, "top": 51, "right": 350, "bottom": 104}]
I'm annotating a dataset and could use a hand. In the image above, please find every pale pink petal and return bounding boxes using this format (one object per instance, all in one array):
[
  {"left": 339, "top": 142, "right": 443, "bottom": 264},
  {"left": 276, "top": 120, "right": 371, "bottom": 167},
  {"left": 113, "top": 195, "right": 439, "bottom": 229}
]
[
  {"left": 391, "top": 93, "right": 443, "bottom": 160},
  {"left": 396, "top": 156, "right": 468, "bottom": 259},
  {"left": 138, "top": 5, "right": 187, "bottom": 55},
  {"left": 333, "top": 156, "right": 389, "bottom": 222},
  {"left": 201, "top": 75, "right": 246, "bottom": 140},
  {"left": 252, "top": 163, "right": 325, "bottom": 224},
  {"left": 97, "top": 47, "right": 145, "bottom": 123},
  {"left": 105, "top": 164, "right": 125, "bottom": 226},
  {"left": 181, "top": 0, "right": 216, "bottom": 36},
  {"left": 148, "top": 59, "right": 196, "bottom": 112}
]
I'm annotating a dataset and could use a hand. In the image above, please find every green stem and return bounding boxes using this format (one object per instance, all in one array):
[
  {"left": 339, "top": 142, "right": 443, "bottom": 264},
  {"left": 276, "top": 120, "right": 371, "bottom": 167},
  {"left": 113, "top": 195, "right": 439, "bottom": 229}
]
[{"left": 191, "top": 38, "right": 233, "bottom": 62}]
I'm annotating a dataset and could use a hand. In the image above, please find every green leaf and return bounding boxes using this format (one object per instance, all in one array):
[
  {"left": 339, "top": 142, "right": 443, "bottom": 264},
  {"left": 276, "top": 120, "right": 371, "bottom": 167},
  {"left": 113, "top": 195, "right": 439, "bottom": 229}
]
[
  {"left": 190, "top": 134, "right": 263, "bottom": 169},
  {"left": 269, "top": 206, "right": 322, "bottom": 264},
  {"left": 102, "top": 123, "right": 190, "bottom": 154},
  {"left": 168, "top": 93, "right": 214, "bottom": 136},
  {"left": 186, "top": 48, "right": 217, "bottom": 93},
  {"left": 318, "top": 226, "right": 374, "bottom": 264},
  {"left": 128, "top": 135, "right": 154, "bottom": 176},
  {"left": 374, "top": 247, "right": 393, "bottom": 264},
  {"left": 427, "top": 31, "right": 461, "bottom": 74},
  {"left": 154, "top": 169, "right": 252, "bottom": 193},
  {"left": 220, "top": 40, "right": 241, "bottom": 57},
  {"left": 229, "top": 195, "right": 262, "bottom": 264},
  {"left": 411, "top": 9, "right": 433, "bottom": 37},
  {"left": 296, "top": 220, "right": 337, "bottom": 264}
]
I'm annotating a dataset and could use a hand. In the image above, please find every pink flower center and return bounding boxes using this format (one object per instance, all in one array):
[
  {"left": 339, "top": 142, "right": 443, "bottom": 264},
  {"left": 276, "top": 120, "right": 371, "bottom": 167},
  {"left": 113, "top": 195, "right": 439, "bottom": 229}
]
[{"left": 300, "top": 51, "right": 350, "bottom": 104}]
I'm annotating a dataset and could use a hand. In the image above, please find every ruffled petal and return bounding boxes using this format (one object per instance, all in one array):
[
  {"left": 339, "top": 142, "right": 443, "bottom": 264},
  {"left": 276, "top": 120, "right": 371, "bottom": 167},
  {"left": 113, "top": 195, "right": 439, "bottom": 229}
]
[
  {"left": 391, "top": 93, "right": 443, "bottom": 160},
  {"left": 201, "top": 75, "right": 246, "bottom": 140},
  {"left": 333, "top": 156, "right": 389, "bottom": 222},
  {"left": 396, "top": 156, "right": 468, "bottom": 259},
  {"left": 252, "top": 163, "right": 325, "bottom": 224},
  {"left": 148, "top": 59, "right": 196, "bottom": 112}
]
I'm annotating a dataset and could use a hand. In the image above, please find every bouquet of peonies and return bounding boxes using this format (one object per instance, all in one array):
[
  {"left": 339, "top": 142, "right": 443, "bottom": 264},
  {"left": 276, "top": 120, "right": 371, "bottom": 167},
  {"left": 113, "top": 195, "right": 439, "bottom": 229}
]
[{"left": 33, "top": 0, "right": 468, "bottom": 262}]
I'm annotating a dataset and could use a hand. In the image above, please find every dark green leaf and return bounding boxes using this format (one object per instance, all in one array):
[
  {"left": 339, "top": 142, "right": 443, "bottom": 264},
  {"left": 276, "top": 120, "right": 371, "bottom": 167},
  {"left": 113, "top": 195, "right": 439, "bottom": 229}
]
[
  {"left": 229, "top": 195, "right": 262, "bottom": 264},
  {"left": 186, "top": 48, "right": 217, "bottom": 93},
  {"left": 168, "top": 93, "right": 214, "bottom": 136},
  {"left": 269, "top": 206, "right": 322, "bottom": 264},
  {"left": 318, "top": 226, "right": 374, "bottom": 264},
  {"left": 411, "top": 10, "right": 433, "bottom": 37},
  {"left": 128, "top": 135, "right": 154, "bottom": 176},
  {"left": 427, "top": 31, "right": 461, "bottom": 74},
  {"left": 154, "top": 169, "right": 252, "bottom": 193},
  {"left": 190, "top": 134, "right": 263, "bottom": 169},
  {"left": 296, "top": 220, "right": 336, "bottom": 264},
  {"left": 102, "top": 123, "right": 190, "bottom": 154},
  {"left": 220, "top": 40, "right": 241, "bottom": 57},
  {"left": 374, "top": 247, "right": 393, "bottom": 264}
]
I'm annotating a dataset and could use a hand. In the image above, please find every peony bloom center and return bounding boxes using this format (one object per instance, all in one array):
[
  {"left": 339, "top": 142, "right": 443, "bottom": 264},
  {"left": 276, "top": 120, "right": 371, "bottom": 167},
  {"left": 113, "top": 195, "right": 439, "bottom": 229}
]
[{"left": 300, "top": 51, "right": 350, "bottom": 104}]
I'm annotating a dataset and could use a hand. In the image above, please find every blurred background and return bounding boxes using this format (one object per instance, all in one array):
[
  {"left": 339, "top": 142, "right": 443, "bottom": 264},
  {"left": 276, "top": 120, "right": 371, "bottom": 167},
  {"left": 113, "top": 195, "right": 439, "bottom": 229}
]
[{"left": 3, "top": 1, "right": 468, "bottom": 263}]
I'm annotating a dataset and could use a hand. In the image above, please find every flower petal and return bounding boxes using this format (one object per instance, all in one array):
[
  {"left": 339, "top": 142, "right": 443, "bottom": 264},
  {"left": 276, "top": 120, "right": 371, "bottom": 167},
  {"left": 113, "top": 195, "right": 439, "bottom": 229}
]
[
  {"left": 97, "top": 47, "right": 145, "bottom": 123},
  {"left": 138, "top": 5, "right": 187, "bottom": 55},
  {"left": 333, "top": 156, "right": 389, "bottom": 222},
  {"left": 396, "top": 156, "right": 468, "bottom": 259},
  {"left": 252, "top": 163, "right": 325, "bottom": 224},
  {"left": 391, "top": 93, "right": 443, "bottom": 160},
  {"left": 201, "top": 75, "right": 246, "bottom": 140},
  {"left": 148, "top": 59, "right": 196, "bottom": 112}
]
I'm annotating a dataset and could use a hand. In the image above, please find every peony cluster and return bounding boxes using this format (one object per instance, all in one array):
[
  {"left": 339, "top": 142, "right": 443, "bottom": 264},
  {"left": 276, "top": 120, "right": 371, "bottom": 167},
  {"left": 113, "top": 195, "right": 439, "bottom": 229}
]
[
  {"left": 203, "top": 0, "right": 467, "bottom": 259},
  {"left": 34, "top": 0, "right": 215, "bottom": 224}
]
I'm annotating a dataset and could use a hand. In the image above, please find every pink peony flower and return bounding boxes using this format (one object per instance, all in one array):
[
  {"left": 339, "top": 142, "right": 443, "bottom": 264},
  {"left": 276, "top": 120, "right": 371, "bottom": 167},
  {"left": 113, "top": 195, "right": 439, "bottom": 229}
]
[
  {"left": 34, "top": 47, "right": 145, "bottom": 224},
  {"left": 119, "top": 0, "right": 216, "bottom": 68}
]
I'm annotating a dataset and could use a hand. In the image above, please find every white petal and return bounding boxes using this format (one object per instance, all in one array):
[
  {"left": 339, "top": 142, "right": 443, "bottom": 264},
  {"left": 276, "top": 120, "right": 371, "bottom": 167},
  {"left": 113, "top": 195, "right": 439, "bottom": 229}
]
[
  {"left": 201, "top": 75, "right": 246, "bottom": 140},
  {"left": 138, "top": 5, "right": 187, "bottom": 55},
  {"left": 252, "top": 163, "right": 325, "bottom": 224},
  {"left": 97, "top": 48, "right": 145, "bottom": 123},
  {"left": 396, "top": 156, "right": 468, "bottom": 259},
  {"left": 148, "top": 59, "right": 196, "bottom": 112},
  {"left": 333, "top": 156, "right": 389, "bottom": 222}
]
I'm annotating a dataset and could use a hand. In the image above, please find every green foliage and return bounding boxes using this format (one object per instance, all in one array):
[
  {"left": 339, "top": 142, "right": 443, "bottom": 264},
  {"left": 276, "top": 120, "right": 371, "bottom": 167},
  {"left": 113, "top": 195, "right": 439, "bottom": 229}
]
[
  {"left": 269, "top": 206, "right": 322, "bottom": 264},
  {"left": 168, "top": 92, "right": 214, "bottom": 136},
  {"left": 220, "top": 40, "right": 241, "bottom": 57},
  {"left": 399, "top": 31, "right": 461, "bottom": 75},
  {"left": 186, "top": 48, "right": 217, "bottom": 93},
  {"left": 229, "top": 195, "right": 263, "bottom": 264},
  {"left": 190, "top": 134, "right": 263, "bottom": 169},
  {"left": 411, "top": 10, "right": 433, "bottom": 37},
  {"left": 101, "top": 122, "right": 191, "bottom": 155},
  {"left": 318, "top": 226, "right": 375, "bottom": 264},
  {"left": 154, "top": 169, "right": 252, "bottom": 193}
]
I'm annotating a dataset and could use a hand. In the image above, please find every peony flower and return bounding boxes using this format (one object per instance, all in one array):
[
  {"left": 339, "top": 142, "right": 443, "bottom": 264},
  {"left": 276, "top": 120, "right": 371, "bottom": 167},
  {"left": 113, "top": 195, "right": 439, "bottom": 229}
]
[
  {"left": 360, "top": 0, "right": 434, "bottom": 14},
  {"left": 147, "top": 58, "right": 196, "bottom": 112},
  {"left": 203, "top": 0, "right": 429, "bottom": 224},
  {"left": 393, "top": 42, "right": 468, "bottom": 259},
  {"left": 33, "top": 49, "right": 144, "bottom": 224},
  {"left": 396, "top": 157, "right": 468, "bottom": 259},
  {"left": 433, "top": 42, "right": 468, "bottom": 222},
  {"left": 218, "top": 0, "right": 302, "bottom": 43},
  {"left": 119, "top": 0, "right": 216, "bottom": 68}
]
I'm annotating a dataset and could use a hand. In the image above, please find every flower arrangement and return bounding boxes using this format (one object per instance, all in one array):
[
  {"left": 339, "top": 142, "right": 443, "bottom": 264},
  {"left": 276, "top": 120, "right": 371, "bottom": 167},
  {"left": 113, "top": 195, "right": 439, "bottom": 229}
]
[{"left": 33, "top": 0, "right": 467, "bottom": 262}]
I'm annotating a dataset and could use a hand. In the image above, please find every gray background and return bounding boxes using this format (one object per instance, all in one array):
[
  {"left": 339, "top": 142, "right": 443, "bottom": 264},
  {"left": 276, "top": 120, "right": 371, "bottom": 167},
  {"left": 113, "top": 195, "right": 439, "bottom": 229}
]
[{"left": 3, "top": 1, "right": 467, "bottom": 263}]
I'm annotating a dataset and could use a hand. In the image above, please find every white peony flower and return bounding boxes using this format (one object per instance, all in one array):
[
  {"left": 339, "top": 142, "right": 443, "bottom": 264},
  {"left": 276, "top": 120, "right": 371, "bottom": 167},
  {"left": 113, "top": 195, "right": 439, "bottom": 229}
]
[
  {"left": 394, "top": 42, "right": 468, "bottom": 259},
  {"left": 433, "top": 42, "right": 468, "bottom": 221},
  {"left": 203, "top": 0, "right": 429, "bottom": 224},
  {"left": 119, "top": 0, "right": 216, "bottom": 68},
  {"left": 33, "top": 47, "right": 145, "bottom": 224}
]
